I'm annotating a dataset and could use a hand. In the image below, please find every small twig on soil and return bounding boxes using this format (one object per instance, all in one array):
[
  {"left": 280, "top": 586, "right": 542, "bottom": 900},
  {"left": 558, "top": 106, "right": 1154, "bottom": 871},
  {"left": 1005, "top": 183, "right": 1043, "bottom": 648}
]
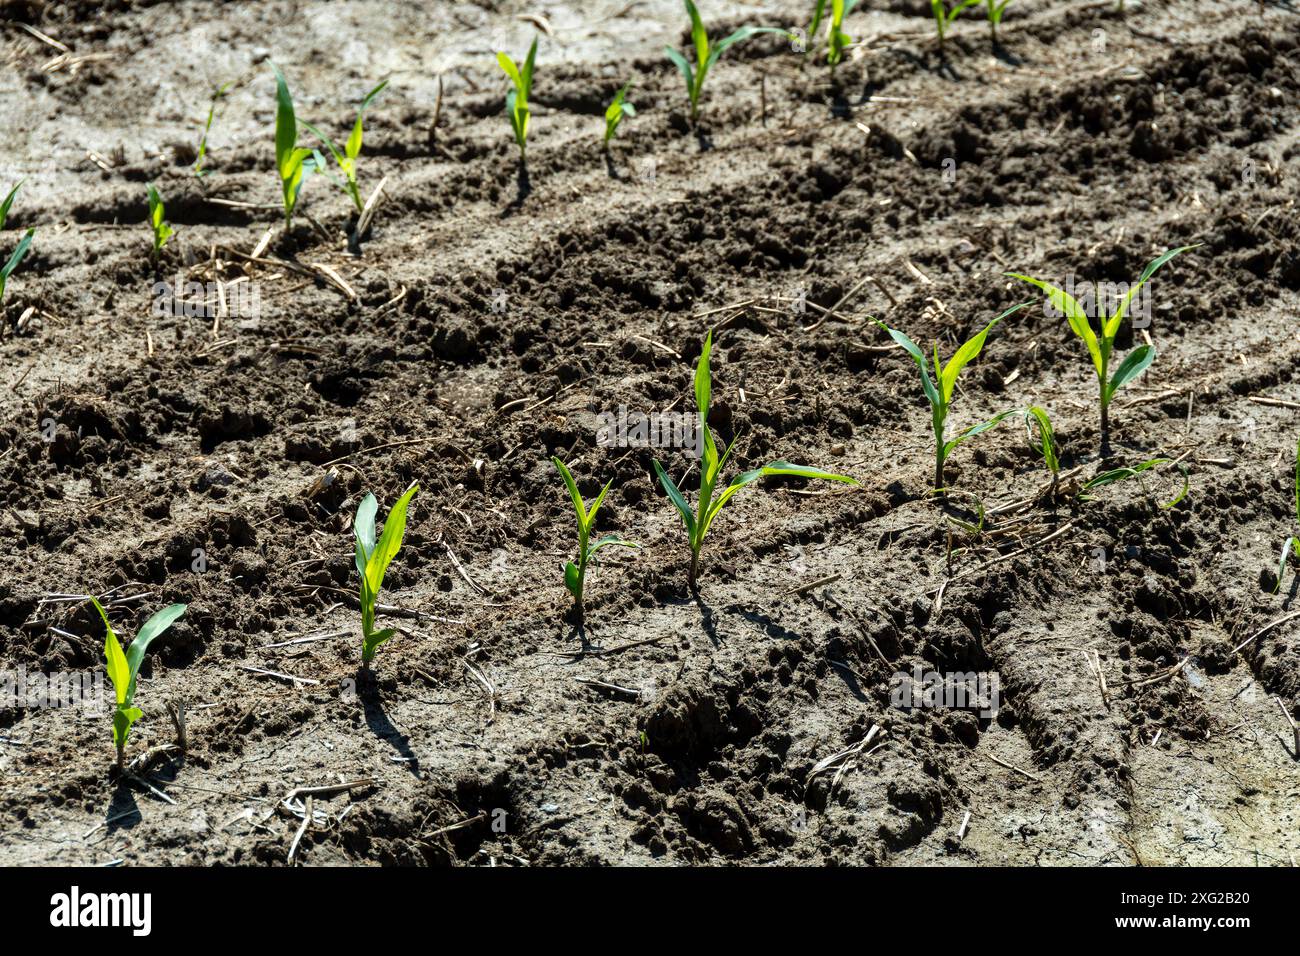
[
  {"left": 1275, "top": 696, "right": 1299, "bottom": 760},
  {"left": 780, "top": 573, "right": 842, "bottom": 597},
  {"left": 423, "top": 811, "right": 486, "bottom": 839},
  {"left": 287, "top": 795, "right": 312, "bottom": 866},
  {"left": 985, "top": 753, "right": 1041, "bottom": 782},
  {"left": 575, "top": 677, "right": 642, "bottom": 698},
  {"left": 238, "top": 664, "right": 319, "bottom": 686}
]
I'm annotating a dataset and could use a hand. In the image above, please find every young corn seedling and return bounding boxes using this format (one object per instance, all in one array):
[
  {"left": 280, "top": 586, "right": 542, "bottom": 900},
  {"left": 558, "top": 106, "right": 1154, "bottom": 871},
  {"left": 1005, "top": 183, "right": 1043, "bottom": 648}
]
[
  {"left": 353, "top": 484, "right": 419, "bottom": 669},
  {"left": 666, "top": 0, "right": 789, "bottom": 123},
  {"left": 930, "top": 0, "right": 981, "bottom": 51},
  {"left": 91, "top": 598, "right": 187, "bottom": 771},
  {"left": 551, "top": 457, "right": 637, "bottom": 621},
  {"left": 1272, "top": 438, "right": 1300, "bottom": 594},
  {"left": 497, "top": 38, "right": 538, "bottom": 161},
  {"left": 875, "top": 303, "right": 1030, "bottom": 494},
  {"left": 1024, "top": 405, "right": 1060, "bottom": 495},
  {"left": 273, "top": 65, "right": 318, "bottom": 228},
  {"left": 653, "top": 330, "right": 857, "bottom": 588},
  {"left": 1007, "top": 245, "right": 1198, "bottom": 451},
  {"left": 1, "top": 180, "right": 22, "bottom": 231},
  {"left": 0, "top": 231, "right": 34, "bottom": 308},
  {"left": 146, "top": 184, "right": 174, "bottom": 256},
  {"left": 0, "top": 181, "right": 34, "bottom": 308},
  {"left": 1080, "top": 457, "right": 1188, "bottom": 508},
  {"left": 808, "top": 0, "right": 858, "bottom": 68},
  {"left": 604, "top": 82, "right": 636, "bottom": 143},
  {"left": 303, "top": 80, "right": 389, "bottom": 214},
  {"left": 986, "top": 0, "right": 1012, "bottom": 43},
  {"left": 193, "top": 81, "right": 231, "bottom": 178}
]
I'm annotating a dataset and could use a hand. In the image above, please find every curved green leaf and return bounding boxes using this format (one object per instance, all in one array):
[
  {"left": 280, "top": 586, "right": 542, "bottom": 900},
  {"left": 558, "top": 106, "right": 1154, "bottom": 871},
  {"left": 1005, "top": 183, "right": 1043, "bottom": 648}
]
[
  {"left": 550, "top": 457, "right": 587, "bottom": 527},
  {"left": 1104, "top": 344, "right": 1156, "bottom": 404},
  {"left": 653, "top": 459, "right": 696, "bottom": 537},
  {"left": 127, "top": 604, "right": 187, "bottom": 693},
  {"left": 0, "top": 180, "right": 22, "bottom": 232},
  {"left": 1104, "top": 244, "right": 1199, "bottom": 340},
  {"left": 939, "top": 303, "right": 1030, "bottom": 403},
  {"left": 942, "top": 409, "right": 1019, "bottom": 456},
  {"left": 365, "top": 483, "right": 419, "bottom": 596},
  {"left": 1007, "top": 272, "right": 1104, "bottom": 379}
]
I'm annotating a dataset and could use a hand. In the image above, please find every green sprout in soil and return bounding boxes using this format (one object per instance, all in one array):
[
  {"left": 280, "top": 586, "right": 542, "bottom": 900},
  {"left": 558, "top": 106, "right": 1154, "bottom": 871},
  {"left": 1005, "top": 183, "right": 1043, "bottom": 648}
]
[
  {"left": 1008, "top": 245, "right": 1198, "bottom": 452},
  {"left": 193, "top": 81, "right": 232, "bottom": 178},
  {"left": 91, "top": 598, "right": 187, "bottom": 771},
  {"left": 808, "top": 0, "right": 857, "bottom": 69},
  {"left": 273, "top": 65, "right": 319, "bottom": 229},
  {"left": 353, "top": 484, "right": 419, "bottom": 669},
  {"left": 604, "top": 81, "right": 636, "bottom": 144},
  {"left": 986, "top": 0, "right": 1012, "bottom": 44},
  {"left": 1024, "top": 405, "right": 1059, "bottom": 494},
  {"left": 666, "top": 0, "right": 789, "bottom": 124},
  {"left": 931, "top": 0, "right": 981, "bottom": 52},
  {"left": 497, "top": 37, "right": 538, "bottom": 162},
  {"left": 1080, "top": 457, "right": 1188, "bottom": 508},
  {"left": 146, "top": 184, "right": 174, "bottom": 257},
  {"left": 653, "top": 329, "right": 858, "bottom": 589},
  {"left": 1272, "top": 437, "right": 1300, "bottom": 594},
  {"left": 0, "top": 181, "right": 33, "bottom": 307},
  {"left": 303, "top": 80, "right": 389, "bottom": 214},
  {"left": 551, "top": 457, "right": 637, "bottom": 622},
  {"left": 875, "top": 303, "right": 1030, "bottom": 494}
]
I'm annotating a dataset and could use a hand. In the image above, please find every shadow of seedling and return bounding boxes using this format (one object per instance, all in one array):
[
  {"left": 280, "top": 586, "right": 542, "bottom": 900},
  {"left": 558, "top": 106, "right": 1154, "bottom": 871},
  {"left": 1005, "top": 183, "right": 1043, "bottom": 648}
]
[
  {"left": 356, "top": 673, "right": 420, "bottom": 774},
  {"left": 104, "top": 780, "right": 141, "bottom": 835}
]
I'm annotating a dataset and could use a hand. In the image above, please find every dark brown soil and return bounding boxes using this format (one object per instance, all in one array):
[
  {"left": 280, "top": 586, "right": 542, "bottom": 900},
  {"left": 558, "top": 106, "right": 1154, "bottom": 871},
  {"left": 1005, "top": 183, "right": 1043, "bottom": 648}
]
[{"left": 2, "top": 0, "right": 1299, "bottom": 866}]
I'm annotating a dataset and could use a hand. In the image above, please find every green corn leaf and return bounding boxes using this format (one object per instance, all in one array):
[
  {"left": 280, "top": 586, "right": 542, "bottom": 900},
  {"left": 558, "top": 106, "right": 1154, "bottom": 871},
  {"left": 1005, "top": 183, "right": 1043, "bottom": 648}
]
[
  {"left": 1104, "top": 344, "right": 1156, "bottom": 404},
  {"left": 685, "top": 0, "right": 709, "bottom": 69},
  {"left": 0, "top": 228, "right": 34, "bottom": 300},
  {"left": 563, "top": 561, "right": 581, "bottom": 598},
  {"left": 94, "top": 599, "right": 129, "bottom": 707},
  {"left": 587, "top": 534, "right": 637, "bottom": 559},
  {"left": 809, "top": 0, "right": 829, "bottom": 41},
  {"left": 496, "top": 52, "right": 522, "bottom": 90},
  {"left": 653, "top": 460, "right": 697, "bottom": 536},
  {"left": 0, "top": 180, "right": 22, "bottom": 232},
  {"left": 705, "top": 461, "right": 857, "bottom": 535},
  {"left": 665, "top": 46, "right": 694, "bottom": 92},
  {"left": 938, "top": 302, "right": 1030, "bottom": 403},
  {"left": 1007, "top": 273, "right": 1104, "bottom": 379},
  {"left": 706, "top": 26, "right": 789, "bottom": 70},
  {"left": 1024, "top": 406, "right": 1059, "bottom": 474},
  {"left": 365, "top": 483, "right": 419, "bottom": 596},
  {"left": 273, "top": 65, "right": 298, "bottom": 177},
  {"left": 354, "top": 493, "right": 378, "bottom": 562},
  {"left": 550, "top": 457, "right": 588, "bottom": 527},
  {"left": 346, "top": 79, "right": 388, "bottom": 160},
  {"left": 875, "top": 319, "right": 942, "bottom": 410},
  {"left": 363, "top": 627, "right": 398, "bottom": 659},
  {"left": 1103, "top": 244, "right": 1199, "bottom": 340},
  {"left": 113, "top": 707, "right": 142, "bottom": 748},
  {"left": 1082, "top": 458, "right": 1169, "bottom": 491},
  {"left": 522, "top": 37, "right": 537, "bottom": 93},
  {"left": 585, "top": 480, "right": 614, "bottom": 531},
  {"left": 1275, "top": 536, "right": 1298, "bottom": 594},
  {"left": 694, "top": 329, "right": 713, "bottom": 436},
  {"left": 1292, "top": 436, "right": 1299, "bottom": 525},
  {"left": 125, "top": 604, "right": 186, "bottom": 697},
  {"left": 942, "top": 409, "right": 1019, "bottom": 456}
]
